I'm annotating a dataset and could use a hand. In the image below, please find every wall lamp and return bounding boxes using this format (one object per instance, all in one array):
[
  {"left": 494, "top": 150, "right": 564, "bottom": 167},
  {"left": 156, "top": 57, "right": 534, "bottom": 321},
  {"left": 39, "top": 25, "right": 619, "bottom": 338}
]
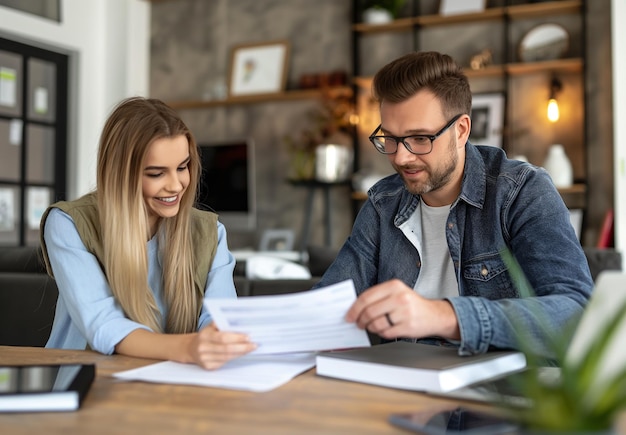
[{"left": 547, "top": 76, "right": 562, "bottom": 123}]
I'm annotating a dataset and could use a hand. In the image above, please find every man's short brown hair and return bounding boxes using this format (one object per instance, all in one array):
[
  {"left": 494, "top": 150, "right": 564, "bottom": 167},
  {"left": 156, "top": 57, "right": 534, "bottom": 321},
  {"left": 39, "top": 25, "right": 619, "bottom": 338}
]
[{"left": 372, "top": 51, "right": 472, "bottom": 119}]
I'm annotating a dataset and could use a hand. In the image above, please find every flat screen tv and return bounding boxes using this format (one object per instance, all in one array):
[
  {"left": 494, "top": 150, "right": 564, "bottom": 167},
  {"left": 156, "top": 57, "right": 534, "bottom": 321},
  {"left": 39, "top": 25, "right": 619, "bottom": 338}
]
[{"left": 196, "top": 139, "right": 256, "bottom": 231}]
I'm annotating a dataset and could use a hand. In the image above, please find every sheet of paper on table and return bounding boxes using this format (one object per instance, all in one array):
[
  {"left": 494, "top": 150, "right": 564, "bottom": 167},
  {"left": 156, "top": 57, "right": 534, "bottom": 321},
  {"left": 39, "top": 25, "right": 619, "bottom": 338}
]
[
  {"left": 114, "top": 279, "right": 370, "bottom": 392},
  {"left": 113, "top": 353, "right": 317, "bottom": 393}
]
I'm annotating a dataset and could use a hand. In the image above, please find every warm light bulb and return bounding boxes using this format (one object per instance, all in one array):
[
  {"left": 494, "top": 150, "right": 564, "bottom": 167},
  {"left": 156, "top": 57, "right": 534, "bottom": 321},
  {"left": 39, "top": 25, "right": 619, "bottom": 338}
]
[{"left": 547, "top": 98, "right": 560, "bottom": 122}]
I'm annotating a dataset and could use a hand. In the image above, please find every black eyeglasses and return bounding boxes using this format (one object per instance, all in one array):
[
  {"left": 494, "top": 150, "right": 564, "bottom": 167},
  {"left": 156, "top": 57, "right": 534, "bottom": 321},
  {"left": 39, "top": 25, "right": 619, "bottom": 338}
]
[{"left": 369, "top": 114, "right": 463, "bottom": 155}]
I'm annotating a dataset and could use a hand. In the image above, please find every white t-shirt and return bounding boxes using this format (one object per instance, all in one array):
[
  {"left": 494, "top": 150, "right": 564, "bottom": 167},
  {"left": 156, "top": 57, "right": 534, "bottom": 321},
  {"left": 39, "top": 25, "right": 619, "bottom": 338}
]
[{"left": 400, "top": 201, "right": 459, "bottom": 299}]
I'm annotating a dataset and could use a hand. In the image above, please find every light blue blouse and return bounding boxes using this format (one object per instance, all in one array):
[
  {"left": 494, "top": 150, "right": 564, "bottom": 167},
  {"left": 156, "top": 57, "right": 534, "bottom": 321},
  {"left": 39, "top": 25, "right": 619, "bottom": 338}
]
[{"left": 44, "top": 208, "right": 237, "bottom": 355}]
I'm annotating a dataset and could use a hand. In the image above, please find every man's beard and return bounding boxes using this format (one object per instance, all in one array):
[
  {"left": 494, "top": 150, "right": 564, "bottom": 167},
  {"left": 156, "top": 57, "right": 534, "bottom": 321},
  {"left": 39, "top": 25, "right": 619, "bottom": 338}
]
[{"left": 394, "top": 136, "right": 458, "bottom": 196}]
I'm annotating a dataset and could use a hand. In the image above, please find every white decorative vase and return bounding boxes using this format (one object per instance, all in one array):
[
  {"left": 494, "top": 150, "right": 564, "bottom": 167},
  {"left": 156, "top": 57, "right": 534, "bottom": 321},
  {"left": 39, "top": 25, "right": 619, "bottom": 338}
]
[
  {"left": 362, "top": 8, "right": 393, "bottom": 24},
  {"left": 543, "top": 144, "right": 573, "bottom": 188},
  {"left": 315, "top": 144, "right": 353, "bottom": 183}
]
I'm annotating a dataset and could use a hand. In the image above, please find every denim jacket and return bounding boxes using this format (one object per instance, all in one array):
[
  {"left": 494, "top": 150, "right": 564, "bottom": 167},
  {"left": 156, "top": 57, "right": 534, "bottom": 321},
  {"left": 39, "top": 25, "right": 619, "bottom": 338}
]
[{"left": 316, "top": 142, "right": 593, "bottom": 357}]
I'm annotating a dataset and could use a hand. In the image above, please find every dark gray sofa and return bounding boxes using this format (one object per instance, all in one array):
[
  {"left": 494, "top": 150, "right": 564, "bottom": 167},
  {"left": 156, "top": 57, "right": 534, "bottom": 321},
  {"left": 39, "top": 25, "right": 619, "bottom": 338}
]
[
  {"left": 1, "top": 245, "right": 621, "bottom": 347},
  {"left": 0, "top": 245, "right": 324, "bottom": 346},
  {"left": 0, "top": 246, "right": 57, "bottom": 347}
]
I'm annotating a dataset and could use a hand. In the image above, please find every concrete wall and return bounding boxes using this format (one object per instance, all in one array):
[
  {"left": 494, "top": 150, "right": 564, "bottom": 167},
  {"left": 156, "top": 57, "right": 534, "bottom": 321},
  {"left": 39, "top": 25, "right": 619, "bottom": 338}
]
[{"left": 149, "top": 0, "right": 354, "bottom": 250}]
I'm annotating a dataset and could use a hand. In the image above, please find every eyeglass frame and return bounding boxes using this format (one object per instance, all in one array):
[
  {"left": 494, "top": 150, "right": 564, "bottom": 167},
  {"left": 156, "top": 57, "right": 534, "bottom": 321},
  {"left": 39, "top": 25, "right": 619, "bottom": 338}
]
[{"left": 368, "top": 113, "right": 464, "bottom": 155}]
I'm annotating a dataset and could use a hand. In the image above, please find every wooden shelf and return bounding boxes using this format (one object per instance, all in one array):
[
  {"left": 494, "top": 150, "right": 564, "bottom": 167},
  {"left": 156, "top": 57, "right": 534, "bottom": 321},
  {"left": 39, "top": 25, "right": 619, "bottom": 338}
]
[
  {"left": 352, "top": 17, "right": 414, "bottom": 33},
  {"left": 355, "top": 58, "right": 582, "bottom": 85},
  {"left": 506, "top": 58, "right": 583, "bottom": 75},
  {"left": 352, "top": 1, "right": 581, "bottom": 34},
  {"left": 167, "top": 86, "right": 353, "bottom": 110},
  {"left": 415, "top": 7, "right": 505, "bottom": 26},
  {"left": 506, "top": 0, "right": 582, "bottom": 20},
  {"left": 558, "top": 183, "right": 586, "bottom": 195},
  {"left": 351, "top": 191, "right": 367, "bottom": 201},
  {"left": 463, "top": 64, "right": 507, "bottom": 78}
]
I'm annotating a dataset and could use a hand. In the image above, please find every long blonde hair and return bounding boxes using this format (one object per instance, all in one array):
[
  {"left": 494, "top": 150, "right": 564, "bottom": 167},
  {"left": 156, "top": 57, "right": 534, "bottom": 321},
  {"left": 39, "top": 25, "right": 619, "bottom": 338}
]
[{"left": 96, "top": 97, "right": 202, "bottom": 333}]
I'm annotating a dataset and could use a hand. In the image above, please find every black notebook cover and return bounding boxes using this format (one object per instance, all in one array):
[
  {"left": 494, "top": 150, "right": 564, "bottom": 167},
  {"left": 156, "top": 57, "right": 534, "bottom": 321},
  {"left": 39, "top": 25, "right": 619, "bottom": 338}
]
[{"left": 0, "top": 363, "right": 95, "bottom": 412}]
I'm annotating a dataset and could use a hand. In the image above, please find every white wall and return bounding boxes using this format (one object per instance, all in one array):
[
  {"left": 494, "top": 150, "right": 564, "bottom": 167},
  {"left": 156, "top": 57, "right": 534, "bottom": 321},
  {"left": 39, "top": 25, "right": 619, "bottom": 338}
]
[
  {"left": 612, "top": 0, "right": 626, "bottom": 267},
  {"left": 0, "top": 0, "right": 150, "bottom": 198}
]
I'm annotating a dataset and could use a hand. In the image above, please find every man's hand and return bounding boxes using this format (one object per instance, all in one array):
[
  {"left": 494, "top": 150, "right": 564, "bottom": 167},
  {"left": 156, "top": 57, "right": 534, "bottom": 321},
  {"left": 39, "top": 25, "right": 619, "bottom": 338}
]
[{"left": 345, "top": 279, "right": 460, "bottom": 341}]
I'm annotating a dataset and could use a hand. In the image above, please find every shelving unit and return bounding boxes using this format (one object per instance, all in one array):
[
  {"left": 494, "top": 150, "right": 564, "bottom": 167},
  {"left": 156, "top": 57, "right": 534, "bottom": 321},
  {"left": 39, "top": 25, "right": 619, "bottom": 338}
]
[
  {"left": 352, "top": 1, "right": 583, "bottom": 79},
  {"left": 350, "top": 0, "right": 586, "bottom": 210}
]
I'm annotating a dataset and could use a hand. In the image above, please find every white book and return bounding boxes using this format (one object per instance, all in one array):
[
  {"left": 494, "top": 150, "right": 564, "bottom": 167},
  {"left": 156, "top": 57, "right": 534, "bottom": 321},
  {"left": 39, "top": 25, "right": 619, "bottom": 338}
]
[{"left": 316, "top": 341, "right": 526, "bottom": 393}]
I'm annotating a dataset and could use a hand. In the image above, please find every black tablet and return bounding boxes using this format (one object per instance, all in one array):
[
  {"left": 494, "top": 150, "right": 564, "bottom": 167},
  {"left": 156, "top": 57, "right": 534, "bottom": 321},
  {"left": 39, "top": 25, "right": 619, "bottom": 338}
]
[{"left": 0, "top": 364, "right": 95, "bottom": 412}]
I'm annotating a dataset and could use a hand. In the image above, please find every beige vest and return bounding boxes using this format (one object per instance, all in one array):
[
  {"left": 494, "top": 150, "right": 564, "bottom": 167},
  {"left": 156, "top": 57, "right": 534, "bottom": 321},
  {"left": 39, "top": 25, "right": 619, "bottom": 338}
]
[{"left": 39, "top": 192, "right": 218, "bottom": 296}]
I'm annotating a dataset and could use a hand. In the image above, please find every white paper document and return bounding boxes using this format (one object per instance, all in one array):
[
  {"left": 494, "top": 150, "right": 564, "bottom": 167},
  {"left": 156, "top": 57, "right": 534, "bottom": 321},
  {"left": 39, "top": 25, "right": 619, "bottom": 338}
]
[
  {"left": 113, "top": 353, "right": 316, "bottom": 393},
  {"left": 206, "top": 279, "right": 371, "bottom": 355}
]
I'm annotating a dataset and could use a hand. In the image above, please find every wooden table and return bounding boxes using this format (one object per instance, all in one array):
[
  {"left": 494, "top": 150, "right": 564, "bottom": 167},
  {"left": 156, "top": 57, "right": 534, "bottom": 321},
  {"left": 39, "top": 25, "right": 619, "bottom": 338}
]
[{"left": 0, "top": 345, "right": 487, "bottom": 435}]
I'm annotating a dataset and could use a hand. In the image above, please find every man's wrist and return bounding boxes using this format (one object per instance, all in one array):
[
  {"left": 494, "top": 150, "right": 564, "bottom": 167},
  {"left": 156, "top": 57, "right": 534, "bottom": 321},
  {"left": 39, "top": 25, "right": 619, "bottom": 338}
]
[{"left": 439, "top": 299, "right": 461, "bottom": 340}]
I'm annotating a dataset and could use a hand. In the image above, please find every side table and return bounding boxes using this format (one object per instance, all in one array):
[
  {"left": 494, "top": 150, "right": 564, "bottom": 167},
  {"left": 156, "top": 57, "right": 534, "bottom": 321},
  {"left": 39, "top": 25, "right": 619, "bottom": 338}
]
[{"left": 288, "top": 179, "right": 350, "bottom": 255}]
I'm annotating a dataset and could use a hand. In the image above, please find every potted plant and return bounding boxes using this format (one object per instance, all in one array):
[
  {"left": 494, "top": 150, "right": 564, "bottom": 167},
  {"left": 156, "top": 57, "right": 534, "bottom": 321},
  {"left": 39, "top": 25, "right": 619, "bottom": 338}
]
[
  {"left": 283, "top": 88, "right": 354, "bottom": 181},
  {"left": 500, "top": 249, "right": 626, "bottom": 433},
  {"left": 361, "top": 0, "right": 406, "bottom": 24}
]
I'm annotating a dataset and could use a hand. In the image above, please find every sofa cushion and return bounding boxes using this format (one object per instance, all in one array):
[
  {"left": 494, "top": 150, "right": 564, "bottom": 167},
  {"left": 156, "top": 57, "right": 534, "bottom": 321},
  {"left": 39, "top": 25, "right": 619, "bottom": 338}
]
[
  {"left": 307, "top": 245, "right": 338, "bottom": 277},
  {"left": 583, "top": 248, "right": 622, "bottom": 281},
  {"left": 233, "top": 275, "right": 250, "bottom": 297},
  {"left": 0, "top": 273, "right": 58, "bottom": 346},
  {"left": 247, "top": 278, "right": 319, "bottom": 296},
  {"left": 0, "top": 246, "right": 47, "bottom": 274}
]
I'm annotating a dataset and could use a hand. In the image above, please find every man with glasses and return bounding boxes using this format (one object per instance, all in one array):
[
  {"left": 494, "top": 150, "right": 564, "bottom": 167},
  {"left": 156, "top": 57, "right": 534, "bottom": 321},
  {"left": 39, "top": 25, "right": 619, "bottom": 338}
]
[{"left": 315, "top": 51, "right": 592, "bottom": 357}]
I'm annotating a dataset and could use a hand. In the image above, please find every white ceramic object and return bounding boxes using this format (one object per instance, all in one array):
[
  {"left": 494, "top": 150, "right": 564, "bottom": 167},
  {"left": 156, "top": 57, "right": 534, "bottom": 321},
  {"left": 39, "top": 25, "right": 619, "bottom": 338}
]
[
  {"left": 315, "top": 144, "right": 353, "bottom": 183},
  {"left": 543, "top": 144, "right": 573, "bottom": 188},
  {"left": 362, "top": 8, "right": 393, "bottom": 24}
]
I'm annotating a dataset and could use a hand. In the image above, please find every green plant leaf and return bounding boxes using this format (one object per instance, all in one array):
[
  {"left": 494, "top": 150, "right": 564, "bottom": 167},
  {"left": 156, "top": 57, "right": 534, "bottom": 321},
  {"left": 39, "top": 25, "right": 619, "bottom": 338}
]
[
  {"left": 498, "top": 246, "right": 626, "bottom": 431},
  {"left": 572, "top": 298, "right": 626, "bottom": 410},
  {"left": 499, "top": 247, "right": 563, "bottom": 363}
]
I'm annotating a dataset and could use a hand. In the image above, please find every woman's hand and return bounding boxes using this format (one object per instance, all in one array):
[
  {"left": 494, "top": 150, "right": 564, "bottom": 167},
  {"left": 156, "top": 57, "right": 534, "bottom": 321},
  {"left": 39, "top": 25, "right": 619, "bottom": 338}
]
[
  {"left": 189, "top": 323, "right": 257, "bottom": 370},
  {"left": 114, "top": 325, "right": 256, "bottom": 369}
]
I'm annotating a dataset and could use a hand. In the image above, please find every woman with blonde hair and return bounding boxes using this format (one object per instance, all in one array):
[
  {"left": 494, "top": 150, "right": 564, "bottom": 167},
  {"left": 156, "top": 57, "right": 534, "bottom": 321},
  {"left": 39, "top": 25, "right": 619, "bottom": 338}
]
[{"left": 40, "top": 96, "right": 256, "bottom": 369}]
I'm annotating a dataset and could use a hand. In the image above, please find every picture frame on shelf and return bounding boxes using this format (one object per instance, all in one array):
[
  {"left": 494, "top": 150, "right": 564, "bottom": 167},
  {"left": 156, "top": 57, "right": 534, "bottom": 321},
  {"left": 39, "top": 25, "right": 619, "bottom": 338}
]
[
  {"left": 439, "top": 0, "right": 485, "bottom": 16},
  {"left": 228, "top": 40, "right": 290, "bottom": 97},
  {"left": 470, "top": 93, "right": 505, "bottom": 148},
  {"left": 259, "top": 229, "right": 295, "bottom": 252}
]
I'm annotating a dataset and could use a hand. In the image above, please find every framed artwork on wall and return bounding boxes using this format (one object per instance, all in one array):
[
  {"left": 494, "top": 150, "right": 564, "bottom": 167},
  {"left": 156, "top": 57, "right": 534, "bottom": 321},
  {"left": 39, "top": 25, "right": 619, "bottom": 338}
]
[
  {"left": 470, "top": 93, "right": 505, "bottom": 148},
  {"left": 439, "top": 0, "right": 486, "bottom": 16},
  {"left": 228, "top": 40, "right": 290, "bottom": 97}
]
